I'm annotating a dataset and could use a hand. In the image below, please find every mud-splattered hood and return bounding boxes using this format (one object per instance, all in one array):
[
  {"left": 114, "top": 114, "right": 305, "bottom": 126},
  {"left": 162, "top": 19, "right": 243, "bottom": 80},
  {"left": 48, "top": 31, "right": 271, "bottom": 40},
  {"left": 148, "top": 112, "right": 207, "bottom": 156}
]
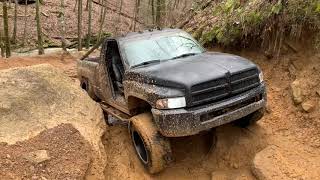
[
  {"left": 125, "top": 52, "right": 259, "bottom": 88},
  {"left": 125, "top": 52, "right": 261, "bottom": 107}
]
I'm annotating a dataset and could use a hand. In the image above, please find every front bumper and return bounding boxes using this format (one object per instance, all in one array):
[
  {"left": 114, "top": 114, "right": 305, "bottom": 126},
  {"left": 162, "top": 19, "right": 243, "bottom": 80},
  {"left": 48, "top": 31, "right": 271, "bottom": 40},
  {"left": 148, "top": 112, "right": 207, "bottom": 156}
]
[{"left": 152, "top": 83, "right": 267, "bottom": 137}]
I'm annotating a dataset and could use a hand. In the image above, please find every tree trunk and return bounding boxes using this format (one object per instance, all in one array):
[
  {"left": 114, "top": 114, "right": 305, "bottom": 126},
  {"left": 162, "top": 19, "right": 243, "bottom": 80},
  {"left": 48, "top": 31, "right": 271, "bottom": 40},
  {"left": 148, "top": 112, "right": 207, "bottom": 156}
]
[
  {"left": 98, "top": 0, "right": 107, "bottom": 41},
  {"left": 151, "top": 0, "right": 155, "bottom": 25},
  {"left": 115, "top": 0, "right": 123, "bottom": 35},
  {"left": 22, "top": 0, "right": 28, "bottom": 46},
  {"left": 99, "top": 0, "right": 103, "bottom": 22},
  {"left": 36, "top": 0, "right": 44, "bottom": 55},
  {"left": 0, "top": 29, "right": 5, "bottom": 58},
  {"left": 85, "top": 0, "right": 89, "bottom": 11},
  {"left": 74, "top": 0, "right": 78, "bottom": 12},
  {"left": 86, "top": 0, "right": 92, "bottom": 49},
  {"left": 59, "top": 0, "right": 67, "bottom": 51},
  {"left": 133, "top": 0, "right": 140, "bottom": 31},
  {"left": 77, "top": 0, "right": 83, "bottom": 51},
  {"left": 3, "top": 1, "right": 11, "bottom": 58},
  {"left": 156, "top": 0, "right": 165, "bottom": 28},
  {"left": 12, "top": 0, "right": 18, "bottom": 44}
]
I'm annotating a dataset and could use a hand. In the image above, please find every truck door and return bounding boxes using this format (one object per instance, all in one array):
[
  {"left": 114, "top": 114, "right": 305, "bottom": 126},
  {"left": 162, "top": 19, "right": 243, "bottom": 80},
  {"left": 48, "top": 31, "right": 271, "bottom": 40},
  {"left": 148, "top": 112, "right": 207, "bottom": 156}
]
[
  {"left": 96, "top": 39, "right": 113, "bottom": 101},
  {"left": 97, "top": 39, "right": 130, "bottom": 114}
]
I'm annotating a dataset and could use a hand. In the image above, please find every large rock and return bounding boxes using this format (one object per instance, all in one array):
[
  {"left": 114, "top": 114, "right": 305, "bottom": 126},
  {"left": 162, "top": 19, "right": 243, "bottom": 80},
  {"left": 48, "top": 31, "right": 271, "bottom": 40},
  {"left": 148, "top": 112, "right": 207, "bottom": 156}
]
[
  {"left": 0, "top": 64, "right": 106, "bottom": 179},
  {"left": 301, "top": 100, "right": 315, "bottom": 113},
  {"left": 23, "top": 150, "right": 51, "bottom": 164},
  {"left": 290, "top": 80, "right": 303, "bottom": 105},
  {"left": 252, "top": 145, "right": 320, "bottom": 180}
]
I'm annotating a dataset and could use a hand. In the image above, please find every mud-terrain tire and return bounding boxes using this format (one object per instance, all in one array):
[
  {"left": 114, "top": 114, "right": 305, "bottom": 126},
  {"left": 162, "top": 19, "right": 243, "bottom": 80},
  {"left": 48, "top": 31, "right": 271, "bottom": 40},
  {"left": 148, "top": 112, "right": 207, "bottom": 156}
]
[
  {"left": 80, "top": 79, "right": 98, "bottom": 101},
  {"left": 130, "top": 113, "right": 173, "bottom": 174},
  {"left": 235, "top": 108, "right": 265, "bottom": 128}
]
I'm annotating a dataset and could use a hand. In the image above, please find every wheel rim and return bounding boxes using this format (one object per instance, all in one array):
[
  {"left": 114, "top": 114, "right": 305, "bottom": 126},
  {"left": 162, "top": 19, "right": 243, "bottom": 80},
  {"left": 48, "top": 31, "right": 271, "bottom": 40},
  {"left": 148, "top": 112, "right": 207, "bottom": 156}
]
[{"left": 132, "top": 130, "right": 149, "bottom": 164}]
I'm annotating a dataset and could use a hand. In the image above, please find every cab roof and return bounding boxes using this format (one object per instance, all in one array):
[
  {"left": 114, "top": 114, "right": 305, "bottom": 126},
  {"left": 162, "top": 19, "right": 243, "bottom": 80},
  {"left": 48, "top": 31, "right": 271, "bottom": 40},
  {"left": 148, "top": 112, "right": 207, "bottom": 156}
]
[{"left": 116, "top": 28, "right": 186, "bottom": 43}]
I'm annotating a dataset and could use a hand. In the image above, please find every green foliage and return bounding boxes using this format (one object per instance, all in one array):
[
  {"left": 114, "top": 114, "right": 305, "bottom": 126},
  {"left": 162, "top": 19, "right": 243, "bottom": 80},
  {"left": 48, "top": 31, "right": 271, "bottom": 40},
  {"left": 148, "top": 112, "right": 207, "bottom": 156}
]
[
  {"left": 223, "top": 0, "right": 240, "bottom": 13},
  {"left": 196, "top": 0, "right": 320, "bottom": 47},
  {"left": 316, "top": 2, "right": 320, "bottom": 13},
  {"left": 271, "top": 0, "right": 283, "bottom": 15}
]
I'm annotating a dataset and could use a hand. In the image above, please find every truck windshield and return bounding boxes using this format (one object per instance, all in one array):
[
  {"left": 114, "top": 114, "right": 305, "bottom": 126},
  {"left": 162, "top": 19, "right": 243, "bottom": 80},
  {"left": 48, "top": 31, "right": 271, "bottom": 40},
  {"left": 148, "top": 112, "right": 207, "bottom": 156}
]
[{"left": 122, "top": 32, "right": 205, "bottom": 68}]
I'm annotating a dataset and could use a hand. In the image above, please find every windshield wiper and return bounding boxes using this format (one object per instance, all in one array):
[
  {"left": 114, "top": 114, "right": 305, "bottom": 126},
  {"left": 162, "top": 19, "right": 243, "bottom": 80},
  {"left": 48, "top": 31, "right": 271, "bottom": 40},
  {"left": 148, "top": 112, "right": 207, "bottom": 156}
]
[
  {"left": 171, "top": 53, "right": 198, "bottom": 60},
  {"left": 131, "top": 59, "right": 161, "bottom": 68}
]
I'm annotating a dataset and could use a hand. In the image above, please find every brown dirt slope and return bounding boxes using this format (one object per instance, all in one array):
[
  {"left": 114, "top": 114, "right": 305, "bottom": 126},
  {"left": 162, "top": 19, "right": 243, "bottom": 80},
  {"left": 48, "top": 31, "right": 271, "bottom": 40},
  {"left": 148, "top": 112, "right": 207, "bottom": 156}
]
[
  {"left": 0, "top": 124, "right": 92, "bottom": 180},
  {"left": 0, "top": 63, "right": 106, "bottom": 179}
]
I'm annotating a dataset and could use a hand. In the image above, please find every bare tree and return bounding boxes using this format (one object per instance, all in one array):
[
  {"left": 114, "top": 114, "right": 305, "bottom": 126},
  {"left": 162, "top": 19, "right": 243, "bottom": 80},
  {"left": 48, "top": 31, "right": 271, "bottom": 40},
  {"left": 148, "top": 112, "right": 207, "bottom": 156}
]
[
  {"left": 78, "top": 0, "right": 83, "bottom": 51},
  {"left": 22, "top": 0, "right": 28, "bottom": 46},
  {"left": 59, "top": 0, "right": 67, "bottom": 51},
  {"left": 12, "top": 0, "right": 18, "bottom": 44},
  {"left": 155, "top": 0, "right": 165, "bottom": 28},
  {"left": 98, "top": 0, "right": 107, "bottom": 41},
  {"left": 99, "top": 0, "right": 103, "bottom": 22},
  {"left": 86, "top": 0, "right": 92, "bottom": 49},
  {"left": 151, "top": 0, "right": 155, "bottom": 25},
  {"left": 74, "top": 0, "right": 78, "bottom": 12},
  {"left": 0, "top": 28, "right": 5, "bottom": 58},
  {"left": 85, "top": 0, "right": 89, "bottom": 11},
  {"left": 3, "top": 1, "right": 11, "bottom": 58},
  {"left": 36, "top": 0, "right": 44, "bottom": 54},
  {"left": 133, "top": 0, "right": 141, "bottom": 31},
  {"left": 115, "top": 0, "right": 123, "bottom": 35}
]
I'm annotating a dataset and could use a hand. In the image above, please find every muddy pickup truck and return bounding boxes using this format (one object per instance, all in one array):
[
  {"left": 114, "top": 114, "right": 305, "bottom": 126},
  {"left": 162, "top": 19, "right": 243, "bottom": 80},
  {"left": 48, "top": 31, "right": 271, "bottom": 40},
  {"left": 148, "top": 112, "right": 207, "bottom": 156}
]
[{"left": 77, "top": 29, "right": 266, "bottom": 174}]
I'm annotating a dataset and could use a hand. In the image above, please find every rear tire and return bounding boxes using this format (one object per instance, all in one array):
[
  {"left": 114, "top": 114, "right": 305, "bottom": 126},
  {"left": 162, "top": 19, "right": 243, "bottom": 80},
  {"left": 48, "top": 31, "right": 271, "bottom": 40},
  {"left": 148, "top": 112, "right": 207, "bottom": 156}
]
[
  {"left": 130, "top": 113, "right": 173, "bottom": 174},
  {"left": 235, "top": 108, "right": 265, "bottom": 128}
]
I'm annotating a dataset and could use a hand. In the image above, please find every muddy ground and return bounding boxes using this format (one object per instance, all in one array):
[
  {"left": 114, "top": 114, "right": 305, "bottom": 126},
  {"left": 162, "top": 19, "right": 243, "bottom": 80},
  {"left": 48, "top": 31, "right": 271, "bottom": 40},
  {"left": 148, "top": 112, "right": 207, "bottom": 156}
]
[{"left": 0, "top": 48, "right": 319, "bottom": 179}]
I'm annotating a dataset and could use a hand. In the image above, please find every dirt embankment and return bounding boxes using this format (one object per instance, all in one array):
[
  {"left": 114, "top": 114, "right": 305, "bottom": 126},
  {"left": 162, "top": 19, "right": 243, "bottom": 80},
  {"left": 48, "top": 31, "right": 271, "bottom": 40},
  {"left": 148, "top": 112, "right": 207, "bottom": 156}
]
[{"left": 0, "top": 63, "right": 106, "bottom": 179}]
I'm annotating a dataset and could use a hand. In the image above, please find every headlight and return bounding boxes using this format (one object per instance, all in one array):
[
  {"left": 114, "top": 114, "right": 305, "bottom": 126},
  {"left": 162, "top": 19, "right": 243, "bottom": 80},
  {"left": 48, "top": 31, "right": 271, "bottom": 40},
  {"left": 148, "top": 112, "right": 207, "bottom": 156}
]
[
  {"left": 259, "top": 72, "right": 264, "bottom": 83},
  {"left": 156, "top": 97, "right": 186, "bottom": 109}
]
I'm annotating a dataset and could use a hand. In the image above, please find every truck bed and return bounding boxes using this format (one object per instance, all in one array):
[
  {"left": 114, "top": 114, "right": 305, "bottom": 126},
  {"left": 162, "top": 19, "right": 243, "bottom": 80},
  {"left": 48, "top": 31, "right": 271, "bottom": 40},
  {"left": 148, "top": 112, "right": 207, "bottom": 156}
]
[{"left": 77, "top": 57, "right": 99, "bottom": 82}]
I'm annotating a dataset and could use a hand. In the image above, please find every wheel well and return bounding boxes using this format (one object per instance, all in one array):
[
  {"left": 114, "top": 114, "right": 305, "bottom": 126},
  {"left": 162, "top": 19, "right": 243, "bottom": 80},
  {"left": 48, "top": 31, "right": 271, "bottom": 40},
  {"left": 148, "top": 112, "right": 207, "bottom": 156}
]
[
  {"left": 80, "top": 78, "right": 88, "bottom": 91},
  {"left": 128, "top": 96, "right": 152, "bottom": 115}
]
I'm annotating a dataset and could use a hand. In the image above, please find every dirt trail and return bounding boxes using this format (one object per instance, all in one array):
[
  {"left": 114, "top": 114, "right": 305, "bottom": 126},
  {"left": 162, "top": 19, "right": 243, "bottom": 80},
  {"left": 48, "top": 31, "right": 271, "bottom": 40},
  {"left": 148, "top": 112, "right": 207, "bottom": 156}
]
[
  {"left": 0, "top": 52, "right": 77, "bottom": 78},
  {"left": 1, "top": 48, "right": 319, "bottom": 179}
]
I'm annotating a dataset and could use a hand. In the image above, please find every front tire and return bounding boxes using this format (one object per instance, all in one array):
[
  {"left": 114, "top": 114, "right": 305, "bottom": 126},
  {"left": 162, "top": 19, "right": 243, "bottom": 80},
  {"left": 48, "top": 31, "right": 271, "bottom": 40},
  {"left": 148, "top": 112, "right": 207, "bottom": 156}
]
[{"left": 130, "top": 113, "right": 173, "bottom": 174}]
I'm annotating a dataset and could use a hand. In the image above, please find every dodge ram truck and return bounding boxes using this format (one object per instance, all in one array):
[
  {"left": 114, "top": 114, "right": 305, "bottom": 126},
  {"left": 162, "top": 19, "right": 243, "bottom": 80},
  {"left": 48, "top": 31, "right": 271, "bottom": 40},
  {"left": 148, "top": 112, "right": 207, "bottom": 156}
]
[{"left": 77, "top": 28, "right": 266, "bottom": 174}]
